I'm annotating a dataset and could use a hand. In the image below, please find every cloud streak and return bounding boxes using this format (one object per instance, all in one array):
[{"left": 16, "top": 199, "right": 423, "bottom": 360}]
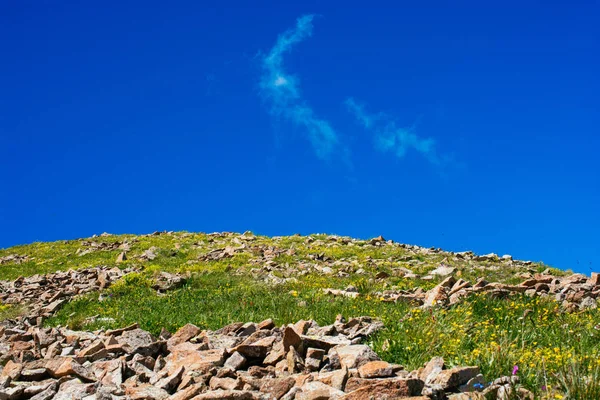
[
  {"left": 345, "top": 97, "right": 443, "bottom": 165},
  {"left": 260, "top": 15, "right": 342, "bottom": 161}
]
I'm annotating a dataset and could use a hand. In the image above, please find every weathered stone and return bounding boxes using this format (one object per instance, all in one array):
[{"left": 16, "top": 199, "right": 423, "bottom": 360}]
[
  {"left": 305, "top": 348, "right": 325, "bottom": 372},
  {"left": 423, "top": 284, "right": 450, "bottom": 308},
  {"left": 20, "top": 367, "right": 50, "bottom": 381},
  {"left": 168, "top": 324, "right": 202, "bottom": 351},
  {"left": 117, "top": 329, "right": 160, "bottom": 356},
  {"left": 42, "top": 299, "right": 65, "bottom": 314},
  {"left": 333, "top": 345, "right": 380, "bottom": 369},
  {"left": 54, "top": 379, "right": 96, "bottom": 399},
  {"left": 155, "top": 366, "right": 184, "bottom": 392},
  {"left": 357, "top": 361, "right": 394, "bottom": 378},
  {"left": 580, "top": 297, "right": 597, "bottom": 310},
  {"left": 257, "top": 319, "right": 275, "bottom": 330},
  {"left": 165, "top": 347, "right": 226, "bottom": 374},
  {"left": 169, "top": 382, "right": 205, "bottom": 400},
  {"left": 116, "top": 252, "right": 127, "bottom": 263},
  {"left": 323, "top": 288, "right": 360, "bottom": 299},
  {"left": 21, "top": 379, "right": 57, "bottom": 396},
  {"left": 296, "top": 381, "right": 345, "bottom": 400},
  {"left": 301, "top": 335, "right": 351, "bottom": 352},
  {"left": 590, "top": 272, "right": 600, "bottom": 286},
  {"left": 294, "top": 320, "right": 314, "bottom": 335},
  {"left": 263, "top": 343, "right": 286, "bottom": 366},
  {"left": 205, "top": 333, "right": 242, "bottom": 351},
  {"left": 128, "top": 360, "right": 156, "bottom": 382},
  {"left": 210, "top": 377, "right": 244, "bottom": 391},
  {"left": 430, "top": 265, "right": 456, "bottom": 276},
  {"left": 126, "top": 384, "right": 170, "bottom": 400},
  {"left": 282, "top": 326, "right": 302, "bottom": 352},
  {"left": 231, "top": 336, "right": 276, "bottom": 359},
  {"left": 419, "top": 356, "right": 444, "bottom": 382},
  {"left": 341, "top": 377, "right": 424, "bottom": 399},
  {"left": 449, "top": 279, "right": 471, "bottom": 295},
  {"left": 96, "top": 359, "right": 124, "bottom": 388},
  {"left": 224, "top": 352, "right": 247, "bottom": 371},
  {"left": 286, "top": 347, "right": 303, "bottom": 374},
  {"left": 429, "top": 366, "right": 480, "bottom": 390},
  {"left": 0, "top": 361, "right": 22, "bottom": 380},
  {"left": 45, "top": 357, "right": 96, "bottom": 382},
  {"left": 191, "top": 390, "right": 259, "bottom": 400},
  {"left": 447, "top": 394, "right": 486, "bottom": 400},
  {"left": 29, "top": 385, "right": 57, "bottom": 400},
  {"left": 0, "top": 386, "right": 24, "bottom": 399},
  {"left": 259, "top": 377, "right": 295, "bottom": 399},
  {"left": 77, "top": 340, "right": 105, "bottom": 357}
]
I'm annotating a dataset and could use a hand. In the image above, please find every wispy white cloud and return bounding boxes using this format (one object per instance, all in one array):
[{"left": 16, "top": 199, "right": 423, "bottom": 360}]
[
  {"left": 260, "top": 15, "right": 343, "bottom": 161},
  {"left": 345, "top": 97, "right": 443, "bottom": 165}
]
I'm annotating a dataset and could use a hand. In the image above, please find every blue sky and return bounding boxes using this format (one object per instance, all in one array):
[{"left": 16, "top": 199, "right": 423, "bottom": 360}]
[{"left": 1, "top": 1, "right": 598, "bottom": 273}]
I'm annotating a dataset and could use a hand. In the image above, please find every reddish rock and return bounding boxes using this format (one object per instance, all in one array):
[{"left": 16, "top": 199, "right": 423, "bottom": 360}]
[
  {"left": 45, "top": 357, "right": 96, "bottom": 382},
  {"left": 342, "top": 377, "right": 424, "bottom": 399},
  {"left": 210, "top": 377, "right": 244, "bottom": 391},
  {"left": 169, "top": 382, "right": 205, "bottom": 400},
  {"left": 429, "top": 366, "right": 480, "bottom": 390},
  {"left": 334, "top": 345, "right": 380, "bottom": 369},
  {"left": 231, "top": 336, "right": 276, "bottom": 359},
  {"left": 263, "top": 343, "right": 286, "bottom": 366},
  {"left": 77, "top": 340, "right": 105, "bottom": 357},
  {"left": 167, "top": 324, "right": 201, "bottom": 351},
  {"left": 116, "top": 252, "right": 127, "bottom": 263},
  {"left": 423, "top": 284, "right": 450, "bottom": 308},
  {"left": 165, "top": 347, "right": 226, "bottom": 375},
  {"left": 0, "top": 360, "right": 22, "bottom": 380},
  {"left": 192, "top": 390, "right": 260, "bottom": 400},
  {"left": 282, "top": 326, "right": 302, "bottom": 352},
  {"left": 286, "top": 347, "right": 304, "bottom": 374},
  {"left": 296, "top": 381, "right": 345, "bottom": 400},
  {"left": 224, "top": 352, "right": 247, "bottom": 371},
  {"left": 448, "top": 393, "right": 486, "bottom": 399},
  {"left": 294, "top": 320, "right": 314, "bottom": 335},
  {"left": 419, "top": 356, "right": 444, "bottom": 382},
  {"left": 357, "top": 361, "right": 394, "bottom": 379},
  {"left": 259, "top": 377, "right": 295, "bottom": 399},
  {"left": 315, "top": 367, "right": 348, "bottom": 391},
  {"left": 257, "top": 319, "right": 275, "bottom": 330},
  {"left": 106, "top": 323, "right": 139, "bottom": 336},
  {"left": 305, "top": 348, "right": 325, "bottom": 371},
  {"left": 155, "top": 365, "right": 185, "bottom": 392},
  {"left": 125, "top": 384, "right": 170, "bottom": 400},
  {"left": 520, "top": 279, "right": 538, "bottom": 287}
]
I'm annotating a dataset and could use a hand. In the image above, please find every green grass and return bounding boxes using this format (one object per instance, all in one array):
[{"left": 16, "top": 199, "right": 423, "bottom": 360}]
[
  {"left": 1, "top": 231, "right": 593, "bottom": 398},
  {"left": 0, "top": 304, "right": 26, "bottom": 321}
]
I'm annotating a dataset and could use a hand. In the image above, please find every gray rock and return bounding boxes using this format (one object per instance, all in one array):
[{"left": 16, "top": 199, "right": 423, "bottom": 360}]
[{"left": 332, "top": 345, "right": 380, "bottom": 369}]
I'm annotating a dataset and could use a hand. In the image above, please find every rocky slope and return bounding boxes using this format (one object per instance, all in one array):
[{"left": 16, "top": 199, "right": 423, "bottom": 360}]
[
  {"left": 0, "top": 232, "right": 598, "bottom": 399},
  {"left": 1, "top": 308, "right": 528, "bottom": 400}
]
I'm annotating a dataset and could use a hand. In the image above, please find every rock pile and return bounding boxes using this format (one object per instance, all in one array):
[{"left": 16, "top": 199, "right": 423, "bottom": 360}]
[
  {"left": 0, "top": 255, "right": 29, "bottom": 265},
  {"left": 378, "top": 272, "right": 600, "bottom": 311},
  {"left": 0, "top": 267, "right": 136, "bottom": 325},
  {"left": 77, "top": 241, "right": 130, "bottom": 257},
  {"left": 191, "top": 233, "right": 543, "bottom": 287},
  {"left": 0, "top": 316, "right": 529, "bottom": 400}
]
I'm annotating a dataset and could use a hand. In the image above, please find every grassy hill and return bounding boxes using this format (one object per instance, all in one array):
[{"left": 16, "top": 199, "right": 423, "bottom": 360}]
[{"left": 1, "top": 231, "right": 599, "bottom": 398}]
